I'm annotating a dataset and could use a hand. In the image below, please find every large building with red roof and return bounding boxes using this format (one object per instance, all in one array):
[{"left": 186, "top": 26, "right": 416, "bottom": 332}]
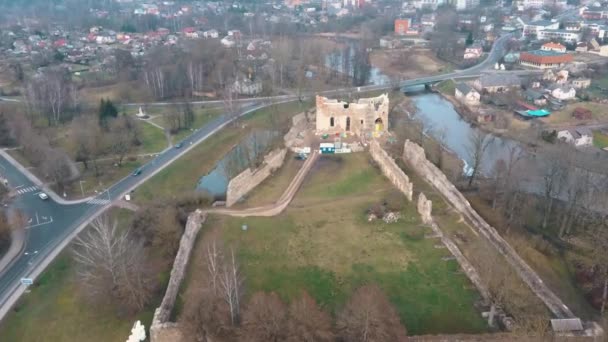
[{"left": 519, "top": 50, "right": 573, "bottom": 69}]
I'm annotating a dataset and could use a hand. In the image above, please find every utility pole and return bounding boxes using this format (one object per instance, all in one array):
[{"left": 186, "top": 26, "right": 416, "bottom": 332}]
[{"left": 79, "top": 180, "right": 86, "bottom": 197}]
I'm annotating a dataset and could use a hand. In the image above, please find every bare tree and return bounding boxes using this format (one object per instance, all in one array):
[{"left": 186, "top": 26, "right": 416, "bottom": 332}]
[
  {"left": 337, "top": 285, "right": 407, "bottom": 342},
  {"left": 72, "top": 216, "right": 152, "bottom": 312},
  {"left": 107, "top": 117, "right": 134, "bottom": 166},
  {"left": 219, "top": 247, "right": 243, "bottom": 325},
  {"left": 206, "top": 239, "right": 221, "bottom": 294},
  {"left": 287, "top": 291, "right": 334, "bottom": 342},
  {"left": 586, "top": 225, "right": 608, "bottom": 315},
  {"left": 223, "top": 87, "right": 241, "bottom": 125},
  {"left": 541, "top": 157, "right": 567, "bottom": 230},
  {"left": 466, "top": 130, "right": 493, "bottom": 188},
  {"left": 241, "top": 292, "right": 288, "bottom": 342}
]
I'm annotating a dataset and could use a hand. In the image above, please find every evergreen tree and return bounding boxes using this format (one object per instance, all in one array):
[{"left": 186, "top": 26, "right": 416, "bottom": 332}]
[
  {"left": 98, "top": 98, "right": 118, "bottom": 128},
  {"left": 466, "top": 32, "right": 474, "bottom": 46}
]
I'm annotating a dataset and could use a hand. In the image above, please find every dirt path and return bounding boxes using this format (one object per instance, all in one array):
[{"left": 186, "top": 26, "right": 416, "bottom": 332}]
[{"left": 208, "top": 151, "right": 319, "bottom": 217}]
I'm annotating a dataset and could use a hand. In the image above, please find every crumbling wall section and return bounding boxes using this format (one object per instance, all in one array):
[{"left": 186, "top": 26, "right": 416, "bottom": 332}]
[
  {"left": 417, "top": 192, "right": 432, "bottom": 224},
  {"left": 226, "top": 148, "right": 287, "bottom": 207},
  {"left": 369, "top": 140, "right": 412, "bottom": 201},
  {"left": 150, "top": 210, "right": 207, "bottom": 342},
  {"left": 403, "top": 139, "right": 575, "bottom": 319}
]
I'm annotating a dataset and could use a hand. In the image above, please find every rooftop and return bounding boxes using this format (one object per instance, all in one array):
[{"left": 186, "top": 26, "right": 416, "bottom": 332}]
[
  {"left": 455, "top": 82, "right": 474, "bottom": 94},
  {"left": 524, "top": 49, "right": 568, "bottom": 57}
]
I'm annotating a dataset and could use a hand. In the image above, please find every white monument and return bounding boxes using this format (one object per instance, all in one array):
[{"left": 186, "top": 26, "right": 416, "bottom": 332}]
[
  {"left": 136, "top": 107, "right": 148, "bottom": 118},
  {"left": 126, "top": 320, "right": 146, "bottom": 342}
]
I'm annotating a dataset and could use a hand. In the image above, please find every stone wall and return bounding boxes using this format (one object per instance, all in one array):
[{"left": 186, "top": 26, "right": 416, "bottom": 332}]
[
  {"left": 368, "top": 141, "right": 490, "bottom": 304},
  {"left": 369, "top": 140, "right": 412, "bottom": 201},
  {"left": 225, "top": 148, "right": 287, "bottom": 207},
  {"left": 417, "top": 193, "right": 432, "bottom": 225},
  {"left": 150, "top": 210, "right": 207, "bottom": 342},
  {"left": 403, "top": 139, "right": 576, "bottom": 320}
]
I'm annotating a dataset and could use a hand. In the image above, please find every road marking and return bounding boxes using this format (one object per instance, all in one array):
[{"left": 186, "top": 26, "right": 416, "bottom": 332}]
[
  {"left": 87, "top": 198, "right": 111, "bottom": 206},
  {"left": 15, "top": 186, "right": 38, "bottom": 195},
  {"left": 25, "top": 215, "right": 53, "bottom": 230}
]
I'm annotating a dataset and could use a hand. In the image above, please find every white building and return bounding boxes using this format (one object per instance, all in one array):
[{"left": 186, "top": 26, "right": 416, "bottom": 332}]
[
  {"left": 523, "top": 20, "right": 560, "bottom": 38},
  {"left": 450, "top": 0, "right": 479, "bottom": 11},
  {"left": 455, "top": 83, "right": 481, "bottom": 105},
  {"left": 541, "top": 42, "right": 567, "bottom": 53},
  {"left": 232, "top": 77, "right": 263, "bottom": 96},
  {"left": 203, "top": 29, "right": 219, "bottom": 38},
  {"left": 557, "top": 128, "right": 593, "bottom": 147},
  {"left": 221, "top": 36, "right": 236, "bottom": 47},
  {"left": 412, "top": 0, "right": 445, "bottom": 10},
  {"left": 538, "top": 29, "right": 581, "bottom": 43},
  {"left": 551, "top": 86, "right": 576, "bottom": 100}
]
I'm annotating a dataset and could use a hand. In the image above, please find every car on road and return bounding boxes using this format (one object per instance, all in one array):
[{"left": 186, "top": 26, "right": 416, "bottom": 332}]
[
  {"left": 38, "top": 192, "right": 49, "bottom": 200},
  {"left": 175, "top": 142, "right": 183, "bottom": 149},
  {"left": 132, "top": 168, "right": 142, "bottom": 176}
]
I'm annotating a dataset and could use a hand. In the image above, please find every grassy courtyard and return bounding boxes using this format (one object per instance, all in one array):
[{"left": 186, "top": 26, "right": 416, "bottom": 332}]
[
  {"left": 0, "top": 209, "right": 158, "bottom": 342},
  {"left": 180, "top": 153, "right": 487, "bottom": 335}
]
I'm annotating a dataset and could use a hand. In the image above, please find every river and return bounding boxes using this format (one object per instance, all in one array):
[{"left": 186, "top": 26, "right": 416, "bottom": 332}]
[{"left": 409, "top": 91, "right": 524, "bottom": 176}]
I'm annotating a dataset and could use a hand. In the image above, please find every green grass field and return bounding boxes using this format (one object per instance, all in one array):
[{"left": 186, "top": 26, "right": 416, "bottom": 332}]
[
  {"left": 593, "top": 131, "right": 608, "bottom": 149},
  {"left": 0, "top": 209, "right": 158, "bottom": 342},
  {"left": 436, "top": 79, "right": 456, "bottom": 95},
  {"left": 181, "top": 153, "right": 488, "bottom": 335},
  {"left": 138, "top": 121, "right": 168, "bottom": 154}
]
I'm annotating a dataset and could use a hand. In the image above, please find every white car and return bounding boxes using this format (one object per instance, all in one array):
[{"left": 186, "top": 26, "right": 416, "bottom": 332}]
[{"left": 38, "top": 192, "right": 49, "bottom": 200}]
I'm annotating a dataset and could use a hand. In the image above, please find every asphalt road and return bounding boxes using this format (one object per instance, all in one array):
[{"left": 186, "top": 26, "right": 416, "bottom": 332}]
[{"left": 0, "top": 33, "right": 513, "bottom": 319}]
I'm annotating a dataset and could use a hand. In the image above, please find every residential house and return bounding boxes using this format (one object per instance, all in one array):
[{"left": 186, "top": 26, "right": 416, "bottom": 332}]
[
  {"left": 203, "top": 29, "right": 219, "bottom": 38},
  {"left": 543, "top": 69, "right": 569, "bottom": 84},
  {"left": 454, "top": 83, "right": 481, "bottom": 105},
  {"left": 395, "top": 19, "right": 416, "bottom": 36},
  {"left": 551, "top": 85, "right": 576, "bottom": 100},
  {"left": 572, "top": 78, "right": 591, "bottom": 89},
  {"left": 557, "top": 128, "right": 593, "bottom": 147},
  {"left": 473, "top": 74, "right": 521, "bottom": 93},
  {"left": 525, "top": 89, "right": 547, "bottom": 106},
  {"left": 572, "top": 107, "right": 592, "bottom": 120},
  {"left": 221, "top": 35, "right": 236, "bottom": 47},
  {"left": 520, "top": 50, "right": 573, "bottom": 69},
  {"left": 464, "top": 45, "right": 483, "bottom": 59},
  {"left": 232, "top": 76, "right": 263, "bottom": 96},
  {"left": 541, "top": 42, "right": 566, "bottom": 53},
  {"left": 575, "top": 42, "right": 588, "bottom": 52}
]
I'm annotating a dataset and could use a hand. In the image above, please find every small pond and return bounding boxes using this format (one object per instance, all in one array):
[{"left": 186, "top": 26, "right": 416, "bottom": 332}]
[{"left": 197, "top": 130, "right": 278, "bottom": 198}]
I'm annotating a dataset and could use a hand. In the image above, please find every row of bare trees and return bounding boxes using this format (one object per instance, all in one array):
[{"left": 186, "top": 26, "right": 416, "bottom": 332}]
[
  {"left": 183, "top": 239, "right": 407, "bottom": 342},
  {"left": 142, "top": 40, "right": 238, "bottom": 100},
  {"left": 468, "top": 129, "right": 608, "bottom": 315}
]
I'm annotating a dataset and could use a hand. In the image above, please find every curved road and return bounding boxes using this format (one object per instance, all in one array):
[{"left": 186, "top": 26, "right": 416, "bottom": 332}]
[{"left": 0, "top": 33, "right": 513, "bottom": 320}]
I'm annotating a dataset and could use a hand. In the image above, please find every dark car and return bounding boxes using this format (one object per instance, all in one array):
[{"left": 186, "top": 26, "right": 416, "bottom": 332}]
[
  {"left": 175, "top": 142, "right": 183, "bottom": 149},
  {"left": 132, "top": 168, "right": 142, "bottom": 176}
]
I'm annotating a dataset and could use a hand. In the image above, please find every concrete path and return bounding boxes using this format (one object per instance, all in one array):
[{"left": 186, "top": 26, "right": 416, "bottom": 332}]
[
  {"left": 209, "top": 151, "right": 319, "bottom": 217},
  {"left": 0, "top": 228, "right": 25, "bottom": 281}
]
